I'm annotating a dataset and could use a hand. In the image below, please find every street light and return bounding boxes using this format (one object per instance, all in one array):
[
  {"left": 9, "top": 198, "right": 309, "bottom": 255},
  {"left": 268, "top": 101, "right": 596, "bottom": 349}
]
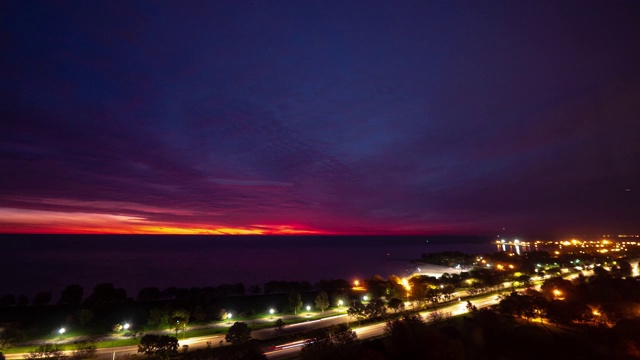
[
  {"left": 227, "top": 313, "right": 233, "bottom": 324},
  {"left": 123, "top": 323, "right": 130, "bottom": 330},
  {"left": 269, "top": 308, "right": 275, "bottom": 319},
  {"left": 363, "top": 295, "right": 368, "bottom": 302},
  {"left": 58, "top": 327, "right": 66, "bottom": 335},
  {"left": 338, "top": 300, "right": 344, "bottom": 307}
]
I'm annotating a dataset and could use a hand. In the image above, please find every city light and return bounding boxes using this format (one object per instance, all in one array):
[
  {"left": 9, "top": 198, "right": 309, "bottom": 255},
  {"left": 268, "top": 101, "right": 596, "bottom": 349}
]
[
  {"left": 58, "top": 327, "right": 65, "bottom": 335},
  {"left": 123, "top": 323, "right": 130, "bottom": 330}
]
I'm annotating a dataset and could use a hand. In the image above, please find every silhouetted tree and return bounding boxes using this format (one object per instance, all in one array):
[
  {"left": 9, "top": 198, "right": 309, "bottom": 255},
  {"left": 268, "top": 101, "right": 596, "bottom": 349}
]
[
  {"left": 387, "top": 298, "right": 405, "bottom": 313},
  {"left": 274, "top": 318, "right": 286, "bottom": 336},
  {"left": 618, "top": 260, "right": 633, "bottom": 277},
  {"left": 315, "top": 291, "right": 330, "bottom": 313},
  {"left": 138, "top": 334, "right": 178, "bottom": 358},
  {"left": 126, "top": 323, "right": 144, "bottom": 339},
  {"left": 301, "top": 324, "right": 357, "bottom": 360},
  {"left": 0, "top": 324, "right": 25, "bottom": 350},
  {"left": 364, "top": 298, "right": 386, "bottom": 319},
  {"left": 288, "top": 290, "right": 303, "bottom": 315},
  {"left": 58, "top": 285, "right": 83, "bottom": 306},
  {"left": 0, "top": 294, "right": 15, "bottom": 307},
  {"left": 225, "top": 322, "right": 251, "bottom": 344},
  {"left": 147, "top": 308, "right": 170, "bottom": 327},
  {"left": 76, "top": 309, "right": 94, "bottom": 326},
  {"left": 347, "top": 300, "right": 366, "bottom": 325},
  {"left": 33, "top": 292, "right": 52, "bottom": 306},
  {"left": 170, "top": 309, "right": 190, "bottom": 338},
  {"left": 16, "top": 295, "right": 29, "bottom": 306},
  {"left": 136, "top": 287, "right": 161, "bottom": 302}
]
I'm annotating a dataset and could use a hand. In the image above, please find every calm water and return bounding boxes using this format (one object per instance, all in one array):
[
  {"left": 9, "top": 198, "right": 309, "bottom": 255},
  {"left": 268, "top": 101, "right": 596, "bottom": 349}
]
[{"left": 0, "top": 235, "right": 496, "bottom": 298}]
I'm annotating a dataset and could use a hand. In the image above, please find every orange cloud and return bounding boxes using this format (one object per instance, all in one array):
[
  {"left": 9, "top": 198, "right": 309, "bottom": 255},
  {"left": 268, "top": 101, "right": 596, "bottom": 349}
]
[{"left": 0, "top": 207, "right": 325, "bottom": 235}]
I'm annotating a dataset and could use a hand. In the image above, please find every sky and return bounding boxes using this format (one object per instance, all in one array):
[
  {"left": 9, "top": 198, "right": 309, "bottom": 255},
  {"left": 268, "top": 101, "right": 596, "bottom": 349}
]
[{"left": 1, "top": 0, "right": 639, "bottom": 237}]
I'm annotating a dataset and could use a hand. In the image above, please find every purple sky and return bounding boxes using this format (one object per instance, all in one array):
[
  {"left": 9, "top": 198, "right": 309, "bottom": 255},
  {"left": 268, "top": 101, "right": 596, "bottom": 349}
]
[{"left": 1, "top": 1, "right": 639, "bottom": 236}]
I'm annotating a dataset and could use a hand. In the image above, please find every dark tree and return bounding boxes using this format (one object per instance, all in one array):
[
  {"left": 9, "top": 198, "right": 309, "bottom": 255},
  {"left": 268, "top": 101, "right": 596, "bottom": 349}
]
[
  {"left": 288, "top": 290, "right": 303, "bottom": 315},
  {"left": 385, "top": 313, "right": 460, "bottom": 359},
  {"left": 33, "top": 292, "right": 52, "bottom": 306},
  {"left": 365, "top": 275, "right": 388, "bottom": 299},
  {"left": 0, "top": 294, "right": 15, "bottom": 307},
  {"left": 58, "top": 285, "right": 83, "bottom": 305},
  {"left": 126, "top": 323, "right": 145, "bottom": 339},
  {"left": 136, "top": 287, "right": 161, "bottom": 302},
  {"left": 301, "top": 324, "right": 357, "bottom": 360},
  {"left": 618, "top": 260, "right": 633, "bottom": 277},
  {"left": 226, "top": 322, "right": 252, "bottom": 344},
  {"left": 347, "top": 300, "right": 367, "bottom": 325},
  {"left": 76, "top": 309, "right": 94, "bottom": 326},
  {"left": 85, "top": 283, "right": 127, "bottom": 308},
  {"left": 0, "top": 324, "right": 25, "bottom": 350},
  {"left": 315, "top": 279, "right": 350, "bottom": 293},
  {"left": 274, "top": 318, "right": 286, "bottom": 336},
  {"left": 170, "top": 309, "right": 190, "bottom": 338},
  {"left": 466, "top": 301, "right": 477, "bottom": 313},
  {"left": 147, "top": 308, "right": 170, "bottom": 327},
  {"left": 387, "top": 298, "right": 405, "bottom": 313},
  {"left": 138, "top": 334, "right": 178, "bottom": 358},
  {"left": 315, "top": 291, "right": 330, "bottom": 313},
  {"left": 364, "top": 298, "right": 386, "bottom": 319},
  {"left": 16, "top": 295, "right": 29, "bottom": 306}
]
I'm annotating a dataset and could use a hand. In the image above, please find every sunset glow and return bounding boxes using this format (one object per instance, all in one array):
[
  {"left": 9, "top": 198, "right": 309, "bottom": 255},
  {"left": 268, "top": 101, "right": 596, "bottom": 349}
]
[
  {"left": 0, "top": 207, "right": 324, "bottom": 235},
  {"left": 1, "top": 1, "right": 638, "bottom": 236}
]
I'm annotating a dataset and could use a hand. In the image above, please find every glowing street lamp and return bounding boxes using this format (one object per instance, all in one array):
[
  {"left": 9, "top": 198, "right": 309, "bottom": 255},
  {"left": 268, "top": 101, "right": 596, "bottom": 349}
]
[
  {"left": 338, "top": 300, "right": 344, "bottom": 307},
  {"left": 58, "top": 327, "right": 66, "bottom": 335},
  {"left": 227, "top": 313, "right": 233, "bottom": 324},
  {"left": 269, "top": 308, "right": 275, "bottom": 319},
  {"left": 362, "top": 295, "right": 368, "bottom": 302},
  {"left": 123, "top": 323, "right": 130, "bottom": 330}
]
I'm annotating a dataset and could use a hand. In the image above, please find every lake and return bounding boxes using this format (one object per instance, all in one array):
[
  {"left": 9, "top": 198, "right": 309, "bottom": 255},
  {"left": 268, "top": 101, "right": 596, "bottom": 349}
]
[{"left": 0, "top": 235, "right": 497, "bottom": 299}]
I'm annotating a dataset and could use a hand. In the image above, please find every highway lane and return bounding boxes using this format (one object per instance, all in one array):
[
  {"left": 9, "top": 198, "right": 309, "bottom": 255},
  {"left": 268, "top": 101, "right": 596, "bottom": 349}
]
[{"left": 265, "top": 292, "right": 500, "bottom": 359}]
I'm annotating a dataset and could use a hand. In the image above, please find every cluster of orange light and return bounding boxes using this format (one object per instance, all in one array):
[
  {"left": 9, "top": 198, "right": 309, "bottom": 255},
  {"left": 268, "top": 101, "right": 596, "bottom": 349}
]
[{"left": 352, "top": 279, "right": 366, "bottom": 291}]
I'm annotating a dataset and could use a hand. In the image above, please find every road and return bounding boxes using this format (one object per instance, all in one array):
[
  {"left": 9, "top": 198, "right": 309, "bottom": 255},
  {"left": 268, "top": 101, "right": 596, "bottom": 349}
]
[
  {"left": 4, "top": 314, "right": 351, "bottom": 360},
  {"left": 4, "top": 294, "right": 498, "bottom": 360},
  {"left": 264, "top": 292, "right": 500, "bottom": 359}
]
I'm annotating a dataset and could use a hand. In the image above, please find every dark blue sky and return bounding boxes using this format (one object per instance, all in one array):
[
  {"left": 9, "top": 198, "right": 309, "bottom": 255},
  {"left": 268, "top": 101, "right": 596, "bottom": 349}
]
[{"left": 1, "top": 1, "right": 639, "bottom": 236}]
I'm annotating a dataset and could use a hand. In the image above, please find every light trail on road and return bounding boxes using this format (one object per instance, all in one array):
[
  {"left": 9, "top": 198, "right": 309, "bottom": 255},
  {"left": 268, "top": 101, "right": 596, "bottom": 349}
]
[
  {"left": 265, "top": 292, "right": 501, "bottom": 359},
  {"left": 5, "top": 293, "right": 502, "bottom": 360}
]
